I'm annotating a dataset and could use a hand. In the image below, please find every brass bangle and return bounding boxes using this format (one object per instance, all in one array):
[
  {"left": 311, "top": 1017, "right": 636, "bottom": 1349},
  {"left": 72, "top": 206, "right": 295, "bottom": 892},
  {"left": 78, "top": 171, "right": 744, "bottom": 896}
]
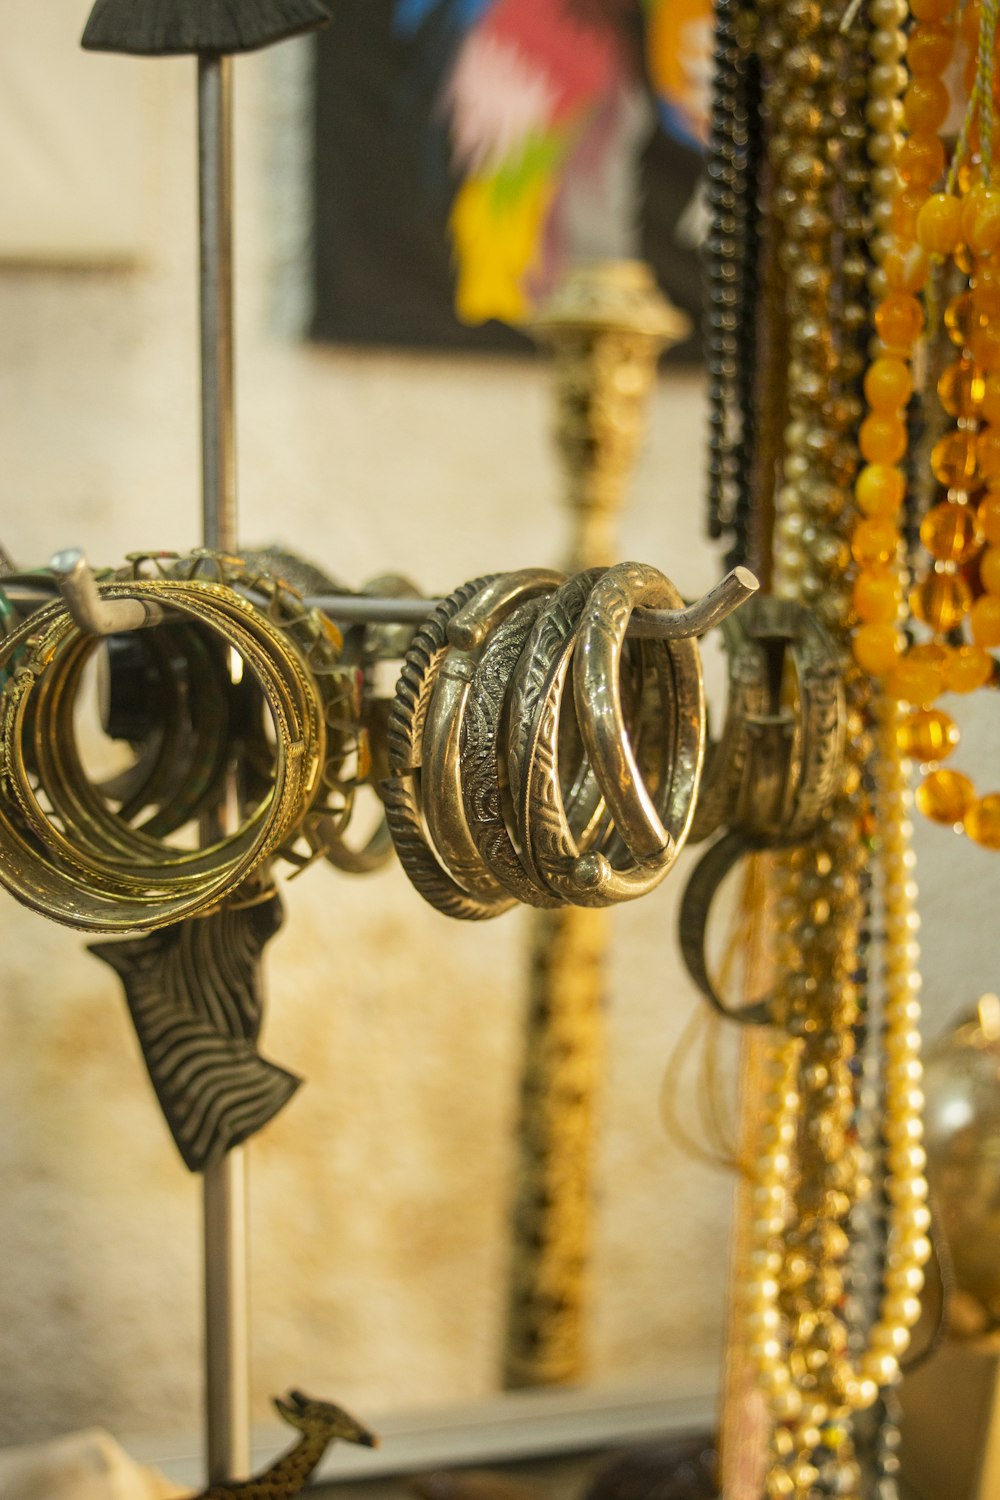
[
  {"left": 688, "top": 595, "right": 845, "bottom": 847},
  {"left": 571, "top": 562, "right": 704, "bottom": 884},
  {"left": 422, "top": 568, "right": 564, "bottom": 898},
  {"left": 506, "top": 572, "right": 691, "bottom": 907},
  {"left": 0, "top": 576, "right": 327, "bottom": 930},
  {"left": 381, "top": 575, "right": 516, "bottom": 920},
  {"left": 460, "top": 596, "right": 564, "bottom": 909},
  {"left": 677, "top": 829, "right": 774, "bottom": 1025}
]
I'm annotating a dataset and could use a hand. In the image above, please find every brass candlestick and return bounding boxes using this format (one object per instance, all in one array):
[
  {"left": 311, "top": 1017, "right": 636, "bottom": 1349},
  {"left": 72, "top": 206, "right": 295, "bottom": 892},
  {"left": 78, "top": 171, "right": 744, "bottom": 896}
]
[{"left": 502, "top": 261, "right": 689, "bottom": 1389}]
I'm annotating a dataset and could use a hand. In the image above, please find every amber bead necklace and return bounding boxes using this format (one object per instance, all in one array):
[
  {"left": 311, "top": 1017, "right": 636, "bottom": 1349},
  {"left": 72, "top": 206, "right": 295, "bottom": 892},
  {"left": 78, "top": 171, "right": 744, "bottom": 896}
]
[{"left": 852, "top": 0, "right": 1000, "bottom": 847}]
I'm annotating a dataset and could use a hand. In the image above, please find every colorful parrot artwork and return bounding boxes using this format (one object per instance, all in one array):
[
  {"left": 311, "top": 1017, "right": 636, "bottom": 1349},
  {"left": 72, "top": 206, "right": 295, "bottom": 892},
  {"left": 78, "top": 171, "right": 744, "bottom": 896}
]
[{"left": 392, "top": 0, "right": 714, "bottom": 329}]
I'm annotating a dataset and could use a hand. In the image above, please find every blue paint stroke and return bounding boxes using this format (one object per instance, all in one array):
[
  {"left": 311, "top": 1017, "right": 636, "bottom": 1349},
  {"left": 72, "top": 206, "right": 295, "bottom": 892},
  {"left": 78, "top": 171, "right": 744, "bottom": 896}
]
[{"left": 393, "top": 0, "right": 495, "bottom": 38}]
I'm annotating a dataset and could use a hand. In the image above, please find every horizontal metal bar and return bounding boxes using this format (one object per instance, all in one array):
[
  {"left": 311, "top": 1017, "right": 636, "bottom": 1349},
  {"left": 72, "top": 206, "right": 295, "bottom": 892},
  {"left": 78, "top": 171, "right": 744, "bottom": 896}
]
[{"left": 5, "top": 563, "right": 759, "bottom": 644}]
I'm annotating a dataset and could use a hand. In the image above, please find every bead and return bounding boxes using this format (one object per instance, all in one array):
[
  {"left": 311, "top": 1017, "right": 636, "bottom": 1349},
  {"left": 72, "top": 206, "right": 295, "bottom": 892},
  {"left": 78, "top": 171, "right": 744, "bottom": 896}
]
[
  {"left": 963, "top": 184, "right": 1000, "bottom": 255},
  {"left": 892, "top": 189, "right": 925, "bottom": 240},
  {"left": 910, "top": 0, "right": 953, "bottom": 16},
  {"left": 962, "top": 0, "right": 981, "bottom": 41},
  {"left": 917, "top": 768, "right": 975, "bottom": 822},
  {"left": 898, "top": 708, "right": 960, "bottom": 761},
  {"left": 942, "top": 642, "right": 994, "bottom": 691},
  {"left": 971, "top": 592, "right": 1000, "bottom": 645},
  {"left": 853, "top": 568, "right": 900, "bottom": 623},
  {"left": 916, "top": 192, "right": 964, "bottom": 254},
  {"left": 971, "top": 326, "right": 1000, "bottom": 371},
  {"left": 886, "top": 649, "right": 945, "bottom": 704},
  {"left": 859, "top": 413, "right": 908, "bottom": 464},
  {"left": 977, "top": 432, "right": 1000, "bottom": 488},
  {"left": 937, "top": 358, "right": 985, "bottom": 416},
  {"left": 906, "top": 23, "right": 955, "bottom": 77},
  {"left": 867, "top": 95, "right": 904, "bottom": 133},
  {"left": 855, "top": 462, "right": 905, "bottom": 515},
  {"left": 945, "top": 291, "right": 984, "bottom": 348},
  {"left": 966, "top": 793, "right": 1000, "bottom": 847},
  {"left": 972, "top": 262, "right": 1000, "bottom": 318},
  {"left": 852, "top": 514, "right": 899, "bottom": 565},
  {"left": 883, "top": 242, "right": 930, "bottom": 293},
  {"left": 899, "top": 132, "right": 947, "bottom": 188},
  {"left": 865, "top": 355, "right": 913, "bottom": 411},
  {"left": 854, "top": 622, "right": 904, "bottom": 674},
  {"left": 982, "top": 545, "right": 1000, "bottom": 593},
  {"left": 861, "top": 1350, "right": 901, "bottom": 1386},
  {"left": 931, "top": 430, "right": 979, "bottom": 487},
  {"left": 872, "top": 0, "right": 908, "bottom": 22},
  {"left": 875, "top": 292, "right": 924, "bottom": 349},
  {"left": 872, "top": 26, "right": 907, "bottom": 62},
  {"left": 920, "top": 500, "right": 983, "bottom": 561},
  {"left": 979, "top": 491, "right": 1000, "bottom": 543},
  {"left": 903, "top": 76, "right": 951, "bottom": 132},
  {"left": 910, "top": 571, "right": 972, "bottom": 630},
  {"left": 983, "top": 378, "right": 1000, "bottom": 432}
]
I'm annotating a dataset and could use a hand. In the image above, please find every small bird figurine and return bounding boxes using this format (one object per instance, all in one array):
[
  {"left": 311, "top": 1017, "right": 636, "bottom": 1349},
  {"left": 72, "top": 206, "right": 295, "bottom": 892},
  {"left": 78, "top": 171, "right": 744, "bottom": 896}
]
[{"left": 191, "top": 1391, "right": 378, "bottom": 1500}]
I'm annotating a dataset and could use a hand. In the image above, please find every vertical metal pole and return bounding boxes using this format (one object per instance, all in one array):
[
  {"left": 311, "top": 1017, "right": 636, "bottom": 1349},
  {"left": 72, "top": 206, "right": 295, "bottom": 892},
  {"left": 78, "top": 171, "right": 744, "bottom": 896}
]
[
  {"left": 199, "top": 52, "right": 237, "bottom": 557},
  {"left": 198, "top": 51, "right": 250, "bottom": 1487}
]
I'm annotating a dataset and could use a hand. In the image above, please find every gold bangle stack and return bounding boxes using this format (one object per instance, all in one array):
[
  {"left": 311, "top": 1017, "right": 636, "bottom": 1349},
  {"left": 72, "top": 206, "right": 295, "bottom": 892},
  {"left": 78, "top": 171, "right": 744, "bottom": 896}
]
[
  {"left": 0, "top": 551, "right": 356, "bottom": 932},
  {"left": 381, "top": 562, "right": 706, "bottom": 917}
]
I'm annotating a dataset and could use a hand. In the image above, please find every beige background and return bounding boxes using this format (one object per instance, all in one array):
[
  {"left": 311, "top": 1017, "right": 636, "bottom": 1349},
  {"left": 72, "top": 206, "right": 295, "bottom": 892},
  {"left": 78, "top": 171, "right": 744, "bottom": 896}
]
[{"left": 0, "top": 1, "right": 998, "bottom": 1467}]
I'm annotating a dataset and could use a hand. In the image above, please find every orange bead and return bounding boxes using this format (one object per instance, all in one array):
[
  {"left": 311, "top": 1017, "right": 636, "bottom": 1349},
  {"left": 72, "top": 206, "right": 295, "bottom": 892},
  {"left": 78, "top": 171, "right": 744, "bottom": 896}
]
[
  {"left": 969, "top": 326, "right": 1000, "bottom": 371},
  {"left": 852, "top": 515, "right": 899, "bottom": 565},
  {"left": 886, "top": 648, "right": 946, "bottom": 704},
  {"left": 963, "top": 184, "right": 1000, "bottom": 255},
  {"left": 931, "top": 430, "right": 979, "bottom": 487},
  {"left": 910, "top": 571, "right": 973, "bottom": 630},
  {"left": 920, "top": 499, "right": 983, "bottom": 561},
  {"left": 917, "top": 769, "right": 977, "bottom": 823},
  {"left": 971, "top": 592, "right": 1000, "bottom": 645},
  {"left": 917, "top": 192, "right": 964, "bottom": 254},
  {"left": 978, "top": 427, "right": 1000, "bottom": 480},
  {"left": 898, "top": 707, "right": 961, "bottom": 761},
  {"left": 945, "top": 291, "right": 984, "bottom": 348},
  {"left": 942, "top": 642, "right": 995, "bottom": 691},
  {"left": 853, "top": 568, "right": 900, "bottom": 623},
  {"left": 876, "top": 293, "right": 925, "bottom": 350},
  {"left": 972, "top": 261, "right": 1000, "bottom": 317},
  {"left": 962, "top": 0, "right": 981, "bottom": 43},
  {"left": 984, "top": 374, "right": 1000, "bottom": 424},
  {"left": 938, "top": 359, "right": 985, "bottom": 416},
  {"left": 910, "top": 0, "right": 956, "bottom": 19},
  {"left": 855, "top": 463, "right": 906, "bottom": 516},
  {"left": 900, "top": 133, "right": 948, "bottom": 188},
  {"left": 965, "top": 793, "right": 1000, "bottom": 848},
  {"left": 979, "top": 491, "right": 1000, "bottom": 542},
  {"left": 864, "top": 356, "right": 913, "bottom": 412},
  {"left": 903, "top": 77, "right": 952, "bottom": 132},
  {"left": 859, "top": 413, "right": 908, "bottom": 465},
  {"left": 907, "top": 23, "right": 956, "bottom": 76},
  {"left": 853, "top": 622, "right": 904, "bottom": 675},
  {"left": 981, "top": 545, "right": 1000, "bottom": 592},
  {"left": 892, "top": 190, "right": 926, "bottom": 241},
  {"left": 884, "top": 243, "right": 931, "bottom": 293}
]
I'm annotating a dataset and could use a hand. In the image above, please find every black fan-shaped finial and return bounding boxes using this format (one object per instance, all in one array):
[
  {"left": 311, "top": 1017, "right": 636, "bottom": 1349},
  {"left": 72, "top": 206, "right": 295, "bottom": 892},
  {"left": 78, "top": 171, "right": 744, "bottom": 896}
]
[{"left": 82, "top": 0, "right": 331, "bottom": 56}]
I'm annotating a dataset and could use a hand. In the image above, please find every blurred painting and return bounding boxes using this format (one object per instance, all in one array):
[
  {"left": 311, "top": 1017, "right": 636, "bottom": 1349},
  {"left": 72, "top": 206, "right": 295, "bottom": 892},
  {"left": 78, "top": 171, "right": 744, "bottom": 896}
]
[{"left": 312, "top": 0, "right": 712, "bottom": 358}]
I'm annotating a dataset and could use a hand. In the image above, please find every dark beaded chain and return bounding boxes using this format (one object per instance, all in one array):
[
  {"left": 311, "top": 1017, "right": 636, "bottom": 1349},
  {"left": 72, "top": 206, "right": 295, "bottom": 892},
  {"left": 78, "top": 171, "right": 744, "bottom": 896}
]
[{"left": 704, "top": 0, "right": 762, "bottom": 571}]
